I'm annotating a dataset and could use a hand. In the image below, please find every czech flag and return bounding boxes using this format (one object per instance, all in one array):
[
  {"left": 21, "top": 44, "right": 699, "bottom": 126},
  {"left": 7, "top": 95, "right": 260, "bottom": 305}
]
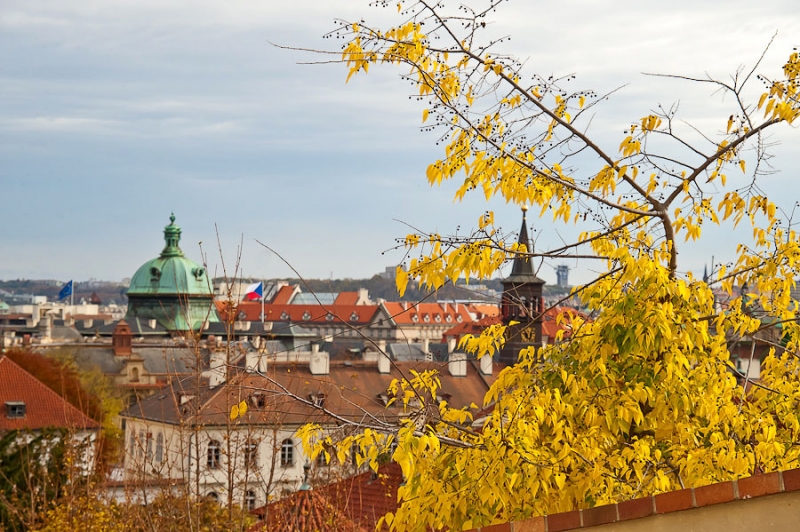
[{"left": 244, "top": 282, "right": 263, "bottom": 301}]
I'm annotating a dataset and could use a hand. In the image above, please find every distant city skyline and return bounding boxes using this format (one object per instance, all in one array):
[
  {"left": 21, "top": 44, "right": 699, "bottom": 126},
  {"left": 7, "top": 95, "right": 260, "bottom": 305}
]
[{"left": 3, "top": 0, "right": 799, "bottom": 288}]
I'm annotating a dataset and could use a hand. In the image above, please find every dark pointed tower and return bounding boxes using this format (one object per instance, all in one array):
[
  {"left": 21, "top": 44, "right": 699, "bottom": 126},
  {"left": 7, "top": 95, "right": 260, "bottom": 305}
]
[{"left": 500, "top": 207, "right": 545, "bottom": 363}]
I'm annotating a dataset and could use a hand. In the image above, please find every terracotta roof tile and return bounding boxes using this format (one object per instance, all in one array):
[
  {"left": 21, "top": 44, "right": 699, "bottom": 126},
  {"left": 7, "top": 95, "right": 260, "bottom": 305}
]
[
  {"left": 219, "top": 302, "right": 380, "bottom": 325},
  {"left": 254, "top": 462, "right": 403, "bottom": 531},
  {"left": 382, "top": 302, "right": 472, "bottom": 325},
  {"left": 271, "top": 285, "right": 300, "bottom": 305},
  {"left": 0, "top": 356, "right": 100, "bottom": 431},
  {"left": 125, "top": 358, "right": 495, "bottom": 428},
  {"left": 335, "top": 292, "right": 360, "bottom": 306}
]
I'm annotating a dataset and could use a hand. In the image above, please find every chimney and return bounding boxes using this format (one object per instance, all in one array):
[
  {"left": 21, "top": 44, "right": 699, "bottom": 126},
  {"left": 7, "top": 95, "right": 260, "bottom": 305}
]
[
  {"left": 448, "top": 352, "right": 467, "bottom": 377},
  {"left": 378, "top": 349, "right": 391, "bottom": 374},
  {"left": 245, "top": 350, "right": 266, "bottom": 374},
  {"left": 113, "top": 320, "right": 133, "bottom": 357},
  {"left": 447, "top": 337, "right": 457, "bottom": 354},
  {"left": 479, "top": 354, "right": 492, "bottom": 376},
  {"left": 310, "top": 347, "right": 330, "bottom": 375},
  {"left": 422, "top": 338, "right": 430, "bottom": 356},
  {"left": 148, "top": 319, "right": 157, "bottom": 330},
  {"left": 208, "top": 350, "right": 226, "bottom": 388}
]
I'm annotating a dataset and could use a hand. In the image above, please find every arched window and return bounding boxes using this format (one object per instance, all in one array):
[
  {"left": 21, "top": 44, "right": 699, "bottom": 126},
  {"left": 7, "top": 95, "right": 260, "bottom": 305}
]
[
  {"left": 207, "top": 440, "right": 221, "bottom": 469},
  {"left": 155, "top": 432, "right": 164, "bottom": 463},
  {"left": 244, "top": 439, "right": 258, "bottom": 468},
  {"left": 245, "top": 490, "right": 257, "bottom": 511},
  {"left": 280, "top": 439, "right": 294, "bottom": 468},
  {"left": 138, "top": 430, "right": 145, "bottom": 459},
  {"left": 129, "top": 431, "right": 135, "bottom": 460},
  {"left": 130, "top": 367, "right": 140, "bottom": 383},
  {"left": 146, "top": 433, "right": 153, "bottom": 459},
  {"left": 206, "top": 491, "right": 219, "bottom": 502}
]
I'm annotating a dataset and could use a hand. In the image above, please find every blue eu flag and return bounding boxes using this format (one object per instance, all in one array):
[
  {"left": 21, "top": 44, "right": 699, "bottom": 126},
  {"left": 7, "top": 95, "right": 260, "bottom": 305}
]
[{"left": 58, "top": 280, "right": 73, "bottom": 300}]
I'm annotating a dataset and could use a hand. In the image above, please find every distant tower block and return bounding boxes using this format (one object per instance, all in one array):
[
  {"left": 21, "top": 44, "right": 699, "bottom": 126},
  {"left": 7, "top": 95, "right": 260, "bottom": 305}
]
[{"left": 556, "top": 265, "right": 570, "bottom": 287}]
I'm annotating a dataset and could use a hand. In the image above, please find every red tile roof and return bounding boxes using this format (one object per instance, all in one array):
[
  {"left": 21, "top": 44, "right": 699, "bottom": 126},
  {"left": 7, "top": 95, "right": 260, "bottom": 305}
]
[
  {"left": 0, "top": 356, "right": 100, "bottom": 432},
  {"left": 221, "top": 302, "right": 380, "bottom": 325},
  {"left": 271, "top": 284, "right": 299, "bottom": 305},
  {"left": 335, "top": 292, "right": 360, "bottom": 306},
  {"left": 442, "top": 315, "right": 502, "bottom": 342},
  {"left": 466, "top": 303, "right": 501, "bottom": 319},
  {"left": 382, "top": 302, "right": 472, "bottom": 326},
  {"left": 254, "top": 462, "right": 402, "bottom": 531},
  {"left": 541, "top": 306, "right": 588, "bottom": 340}
]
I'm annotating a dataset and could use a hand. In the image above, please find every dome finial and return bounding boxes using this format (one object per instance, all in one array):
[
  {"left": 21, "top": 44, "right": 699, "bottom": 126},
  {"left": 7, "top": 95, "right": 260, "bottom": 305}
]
[{"left": 161, "top": 213, "right": 184, "bottom": 258}]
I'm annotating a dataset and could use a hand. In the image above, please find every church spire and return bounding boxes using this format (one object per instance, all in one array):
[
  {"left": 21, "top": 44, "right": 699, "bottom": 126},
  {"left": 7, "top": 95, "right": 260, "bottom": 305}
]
[
  {"left": 511, "top": 206, "right": 534, "bottom": 278},
  {"left": 506, "top": 206, "right": 543, "bottom": 284}
]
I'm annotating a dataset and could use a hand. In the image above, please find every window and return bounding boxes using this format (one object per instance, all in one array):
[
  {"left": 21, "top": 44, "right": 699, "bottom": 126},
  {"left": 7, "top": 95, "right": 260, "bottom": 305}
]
[
  {"left": 138, "top": 430, "right": 145, "bottom": 459},
  {"left": 5, "top": 402, "right": 25, "bottom": 418},
  {"left": 129, "top": 431, "right": 136, "bottom": 459},
  {"left": 309, "top": 393, "right": 326, "bottom": 408},
  {"left": 146, "top": 433, "right": 153, "bottom": 459},
  {"left": 280, "top": 311, "right": 289, "bottom": 320},
  {"left": 207, "top": 440, "right": 221, "bottom": 469},
  {"left": 326, "top": 313, "right": 335, "bottom": 321},
  {"left": 245, "top": 490, "right": 257, "bottom": 511},
  {"left": 280, "top": 439, "right": 294, "bottom": 467},
  {"left": 130, "top": 367, "right": 140, "bottom": 382},
  {"left": 250, "top": 393, "right": 267, "bottom": 409},
  {"left": 316, "top": 448, "right": 330, "bottom": 467},
  {"left": 155, "top": 432, "right": 164, "bottom": 463},
  {"left": 302, "top": 312, "right": 311, "bottom": 320},
  {"left": 350, "top": 312, "right": 359, "bottom": 321},
  {"left": 244, "top": 440, "right": 258, "bottom": 468},
  {"left": 206, "top": 491, "right": 219, "bottom": 502}
]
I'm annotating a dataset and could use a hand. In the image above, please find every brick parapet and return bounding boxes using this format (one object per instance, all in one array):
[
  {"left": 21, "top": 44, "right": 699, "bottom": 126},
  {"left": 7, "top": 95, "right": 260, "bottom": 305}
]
[{"left": 464, "top": 467, "right": 798, "bottom": 531}]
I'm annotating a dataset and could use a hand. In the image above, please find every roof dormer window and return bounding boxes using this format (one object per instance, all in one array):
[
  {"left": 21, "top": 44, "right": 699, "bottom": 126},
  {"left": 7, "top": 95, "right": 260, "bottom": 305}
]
[
  {"left": 411, "top": 314, "right": 419, "bottom": 323},
  {"left": 302, "top": 312, "right": 311, "bottom": 321},
  {"left": 5, "top": 402, "right": 25, "bottom": 418},
  {"left": 309, "top": 393, "right": 326, "bottom": 407},
  {"left": 434, "top": 314, "right": 442, "bottom": 323},
  {"left": 423, "top": 314, "right": 430, "bottom": 323},
  {"left": 326, "top": 313, "right": 335, "bottom": 321},
  {"left": 280, "top": 311, "right": 289, "bottom": 320},
  {"left": 350, "top": 312, "right": 359, "bottom": 321},
  {"left": 445, "top": 315, "right": 452, "bottom": 323}
]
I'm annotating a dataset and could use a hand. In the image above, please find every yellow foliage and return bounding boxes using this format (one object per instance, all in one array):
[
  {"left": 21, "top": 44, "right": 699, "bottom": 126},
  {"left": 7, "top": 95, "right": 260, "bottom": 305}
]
[{"left": 318, "top": 3, "right": 800, "bottom": 531}]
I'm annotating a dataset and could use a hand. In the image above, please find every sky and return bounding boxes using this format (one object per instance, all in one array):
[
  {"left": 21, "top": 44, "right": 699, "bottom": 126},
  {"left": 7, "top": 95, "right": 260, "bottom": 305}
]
[{"left": 2, "top": 0, "right": 799, "bottom": 287}]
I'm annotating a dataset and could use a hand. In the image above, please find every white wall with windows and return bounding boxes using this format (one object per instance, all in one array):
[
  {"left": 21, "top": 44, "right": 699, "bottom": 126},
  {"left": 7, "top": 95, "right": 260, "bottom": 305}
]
[{"left": 121, "top": 418, "right": 306, "bottom": 508}]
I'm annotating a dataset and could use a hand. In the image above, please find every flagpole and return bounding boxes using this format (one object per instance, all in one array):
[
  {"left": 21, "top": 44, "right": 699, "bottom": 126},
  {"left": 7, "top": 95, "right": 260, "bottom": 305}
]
[{"left": 261, "top": 281, "right": 265, "bottom": 328}]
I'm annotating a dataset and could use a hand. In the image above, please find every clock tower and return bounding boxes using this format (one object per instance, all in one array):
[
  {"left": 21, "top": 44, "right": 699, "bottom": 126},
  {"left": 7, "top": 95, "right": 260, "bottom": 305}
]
[{"left": 500, "top": 207, "right": 545, "bottom": 363}]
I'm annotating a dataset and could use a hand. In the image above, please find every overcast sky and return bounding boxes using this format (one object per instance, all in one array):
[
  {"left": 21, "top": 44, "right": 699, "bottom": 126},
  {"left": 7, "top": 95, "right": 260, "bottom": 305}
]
[{"left": 2, "top": 0, "right": 799, "bottom": 287}]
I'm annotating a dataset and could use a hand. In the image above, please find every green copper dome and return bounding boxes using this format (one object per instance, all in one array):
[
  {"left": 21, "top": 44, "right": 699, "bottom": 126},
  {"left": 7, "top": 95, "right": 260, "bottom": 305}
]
[{"left": 125, "top": 214, "right": 219, "bottom": 331}]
